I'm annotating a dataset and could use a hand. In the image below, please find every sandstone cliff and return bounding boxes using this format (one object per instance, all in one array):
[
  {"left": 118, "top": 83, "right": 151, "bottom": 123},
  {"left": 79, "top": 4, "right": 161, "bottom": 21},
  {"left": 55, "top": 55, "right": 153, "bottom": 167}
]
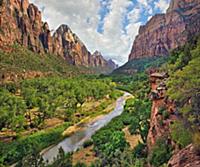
[
  {"left": 168, "top": 144, "right": 200, "bottom": 167},
  {"left": 147, "top": 72, "right": 177, "bottom": 150},
  {"left": 147, "top": 71, "right": 200, "bottom": 166},
  {"left": 52, "top": 25, "right": 92, "bottom": 67},
  {"left": 0, "top": 0, "right": 117, "bottom": 70},
  {"left": 129, "top": 0, "right": 200, "bottom": 60}
]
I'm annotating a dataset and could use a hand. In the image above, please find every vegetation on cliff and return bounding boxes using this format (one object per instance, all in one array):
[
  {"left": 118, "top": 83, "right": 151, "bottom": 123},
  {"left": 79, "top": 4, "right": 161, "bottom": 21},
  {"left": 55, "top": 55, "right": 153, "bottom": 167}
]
[
  {"left": 166, "top": 38, "right": 200, "bottom": 151},
  {"left": 0, "top": 44, "right": 94, "bottom": 78}
]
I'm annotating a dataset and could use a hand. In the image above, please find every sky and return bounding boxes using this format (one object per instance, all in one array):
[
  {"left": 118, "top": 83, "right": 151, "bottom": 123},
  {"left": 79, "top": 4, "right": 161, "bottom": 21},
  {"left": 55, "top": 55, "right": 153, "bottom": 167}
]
[{"left": 30, "top": 0, "right": 170, "bottom": 65}]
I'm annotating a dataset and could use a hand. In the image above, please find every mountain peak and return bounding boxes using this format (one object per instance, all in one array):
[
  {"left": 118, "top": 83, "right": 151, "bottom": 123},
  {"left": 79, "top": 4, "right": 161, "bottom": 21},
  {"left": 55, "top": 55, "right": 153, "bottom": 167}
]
[{"left": 93, "top": 50, "right": 103, "bottom": 57}]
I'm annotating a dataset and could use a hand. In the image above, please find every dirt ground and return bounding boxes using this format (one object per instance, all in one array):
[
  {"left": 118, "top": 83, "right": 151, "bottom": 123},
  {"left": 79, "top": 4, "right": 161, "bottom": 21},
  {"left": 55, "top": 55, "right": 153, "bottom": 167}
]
[
  {"left": 123, "top": 127, "right": 142, "bottom": 149},
  {"left": 72, "top": 145, "right": 98, "bottom": 166}
]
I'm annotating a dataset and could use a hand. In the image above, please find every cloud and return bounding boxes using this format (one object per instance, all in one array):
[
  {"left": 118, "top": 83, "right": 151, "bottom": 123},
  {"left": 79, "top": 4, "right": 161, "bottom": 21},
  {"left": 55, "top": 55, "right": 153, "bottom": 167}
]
[
  {"left": 30, "top": 0, "right": 170, "bottom": 65},
  {"left": 154, "top": 0, "right": 170, "bottom": 13}
]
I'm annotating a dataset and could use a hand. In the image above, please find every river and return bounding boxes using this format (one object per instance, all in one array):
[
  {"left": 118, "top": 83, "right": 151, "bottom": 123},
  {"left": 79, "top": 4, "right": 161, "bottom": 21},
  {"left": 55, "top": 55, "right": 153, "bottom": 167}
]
[{"left": 42, "top": 92, "right": 130, "bottom": 164}]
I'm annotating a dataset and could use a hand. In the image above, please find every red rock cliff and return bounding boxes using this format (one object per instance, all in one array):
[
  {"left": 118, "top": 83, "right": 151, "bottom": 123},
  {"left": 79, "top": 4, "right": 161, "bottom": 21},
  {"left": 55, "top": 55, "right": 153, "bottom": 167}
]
[
  {"left": 0, "top": 0, "right": 117, "bottom": 69},
  {"left": 147, "top": 72, "right": 200, "bottom": 166},
  {"left": 52, "top": 25, "right": 93, "bottom": 67},
  {"left": 147, "top": 72, "right": 177, "bottom": 150},
  {"left": 129, "top": 0, "right": 200, "bottom": 60}
]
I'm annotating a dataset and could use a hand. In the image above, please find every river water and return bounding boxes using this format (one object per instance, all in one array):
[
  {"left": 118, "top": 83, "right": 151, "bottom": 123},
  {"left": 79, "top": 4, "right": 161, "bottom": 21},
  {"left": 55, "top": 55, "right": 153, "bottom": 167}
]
[{"left": 42, "top": 92, "right": 130, "bottom": 163}]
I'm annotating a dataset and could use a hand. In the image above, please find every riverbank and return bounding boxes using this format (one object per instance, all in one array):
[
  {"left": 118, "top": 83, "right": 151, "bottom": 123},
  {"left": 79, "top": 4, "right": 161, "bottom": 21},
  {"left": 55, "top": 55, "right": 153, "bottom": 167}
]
[
  {"left": 72, "top": 126, "right": 141, "bottom": 166},
  {"left": 41, "top": 93, "right": 131, "bottom": 164},
  {"left": 62, "top": 92, "right": 132, "bottom": 137},
  {"left": 72, "top": 96, "right": 144, "bottom": 166},
  {"left": 40, "top": 97, "right": 119, "bottom": 156}
]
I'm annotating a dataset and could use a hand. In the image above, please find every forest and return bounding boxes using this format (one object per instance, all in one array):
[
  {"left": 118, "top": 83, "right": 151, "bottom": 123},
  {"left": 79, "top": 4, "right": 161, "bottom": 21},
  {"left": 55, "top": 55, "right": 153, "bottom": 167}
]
[{"left": 0, "top": 77, "right": 122, "bottom": 166}]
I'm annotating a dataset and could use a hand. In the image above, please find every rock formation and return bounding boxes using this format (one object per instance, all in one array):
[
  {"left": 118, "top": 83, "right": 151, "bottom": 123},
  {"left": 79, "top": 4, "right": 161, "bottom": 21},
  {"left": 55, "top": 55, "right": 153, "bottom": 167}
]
[
  {"left": 0, "top": 0, "right": 117, "bottom": 69},
  {"left": 0, "top": 0, "right": 46, "bottom": 53},
  {"left": 107, "top": 59, "right": 118, "bottom": 70},
  {"left": 168, "top": 144, "right": 200, "bottom": 167},
  {"left": 129, "top": 0, "right": 200, "bottom": 60},
  {"left": 52, "top": 25, "right": 92, "bottom": 67},
  {"left": 147, "top": 72, "right": 177, "bottom": 150}
]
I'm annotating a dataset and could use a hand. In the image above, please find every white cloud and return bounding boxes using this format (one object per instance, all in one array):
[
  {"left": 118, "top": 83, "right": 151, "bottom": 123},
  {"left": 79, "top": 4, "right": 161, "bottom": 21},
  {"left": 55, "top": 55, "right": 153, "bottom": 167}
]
[
  {"left": 29, "top": 0, "right": 169, "bottom": 65},
  {"left": 154, "top": 0, "right": 170, "bottom": 13}
]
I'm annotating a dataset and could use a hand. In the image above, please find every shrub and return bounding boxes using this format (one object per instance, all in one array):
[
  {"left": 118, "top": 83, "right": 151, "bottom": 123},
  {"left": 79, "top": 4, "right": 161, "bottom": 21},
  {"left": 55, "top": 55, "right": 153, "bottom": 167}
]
[
  {"left": 193, "top": 132, "right": 200, "bottom": 153},
  {"left": 149, "top": 137, "right": 173, "bottom": 167},
  {"left": 109, "top": 90, "right": 123, "bottom": 100},
  {"left": 74, "top": 162, "right": 87, "bottom": 167},
  {"left": 3, "top": 83, "right": 18, "bottom": 94},
  {"left": 134, "top": 158, "right": 146, "bottom": 167},
  {"left": 83, "top": 139, "right": 93, "bottom": 148},
  {"left": 162, "top": 110, "right": 170, "bottom": 119},
  {"left": 158, "top": 106, "right": 169, "bottom": 120},
  {"left": 158, "top": 106, "right": 167, "bottom": 115},
  {"left": 170, "top": 121, "right": 192, "bottom": 148},
  {"left": 133, "top": 143, "right": 147, "bottom": 158}
]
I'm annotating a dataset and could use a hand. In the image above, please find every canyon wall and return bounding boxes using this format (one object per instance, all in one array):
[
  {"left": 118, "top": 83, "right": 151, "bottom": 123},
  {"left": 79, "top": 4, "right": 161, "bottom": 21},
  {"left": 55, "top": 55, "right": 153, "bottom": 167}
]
[{"left": 129, "top": 0, "right": 200, "bottom": 60}]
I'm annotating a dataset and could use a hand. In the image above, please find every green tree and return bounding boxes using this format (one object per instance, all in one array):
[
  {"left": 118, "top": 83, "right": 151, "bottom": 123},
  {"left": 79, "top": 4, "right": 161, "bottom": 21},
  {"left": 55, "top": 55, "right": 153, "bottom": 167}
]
[{"left": 149, "top": 137, "right": 173, "bottom": 167}]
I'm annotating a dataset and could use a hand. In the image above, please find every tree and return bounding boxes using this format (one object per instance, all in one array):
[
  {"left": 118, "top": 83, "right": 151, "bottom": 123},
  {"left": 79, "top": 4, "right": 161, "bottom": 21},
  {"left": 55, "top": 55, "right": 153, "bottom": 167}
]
[
  {"left": 19, "top": 151, "right": 45, "bottom": 167},
  {"left": 127, "top": 99, "right": 151, "bottom": 143},
  {"left": 149, "top": 137, "right": 173, "bottom": 167},
  {"left": 0, "top": 90, "right": 26, "bottom": 130}
]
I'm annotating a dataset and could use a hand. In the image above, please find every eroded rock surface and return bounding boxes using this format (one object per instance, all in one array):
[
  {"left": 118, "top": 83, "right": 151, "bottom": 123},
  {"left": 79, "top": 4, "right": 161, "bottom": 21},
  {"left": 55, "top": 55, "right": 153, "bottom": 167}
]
[{"left": 168, "top": 144, "right": 200, "bottom": 167}]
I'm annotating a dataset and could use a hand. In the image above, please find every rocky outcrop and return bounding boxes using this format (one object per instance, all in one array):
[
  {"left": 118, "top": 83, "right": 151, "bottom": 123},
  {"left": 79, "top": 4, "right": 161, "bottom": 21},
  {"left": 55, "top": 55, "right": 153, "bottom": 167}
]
[
  {"left": 168, "top": 144, "right": 200, "bottom": 167},
  {"left": 0, "top": 0, "right": 117, "bottom": 70},
  {"left": 147, "top": 71, "right": 200, "bottom": 166},
  {"left": 147, "top": 72, "right": 177, "bottom": 150},
  {"left": 129, "top": 0, "right": 200, "bottom": 60}
]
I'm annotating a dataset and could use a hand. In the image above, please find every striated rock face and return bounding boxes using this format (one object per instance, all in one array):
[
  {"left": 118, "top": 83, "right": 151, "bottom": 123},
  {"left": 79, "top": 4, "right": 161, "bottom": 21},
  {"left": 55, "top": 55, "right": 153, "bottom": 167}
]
[
  {"left": 168, "top": 144, "right": 200, "bottom": 167},
  {"left": 52, "top": 25, "right": 92, "bottom": 66},
  {"left": 129, "top": 0, "right": 200, "bottom": 60},
  {"left": 0, "top": 0, "right": 48, "bottom": 53},
  {"left": 0, "top": 0, "right": 117, "bottom": 70}
]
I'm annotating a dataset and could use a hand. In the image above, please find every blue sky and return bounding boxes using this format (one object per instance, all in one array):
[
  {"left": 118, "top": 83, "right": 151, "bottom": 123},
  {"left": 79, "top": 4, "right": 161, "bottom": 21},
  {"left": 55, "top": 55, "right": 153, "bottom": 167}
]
[{"left": 30, "top": 0, "right": 170, "bottom": 65}]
